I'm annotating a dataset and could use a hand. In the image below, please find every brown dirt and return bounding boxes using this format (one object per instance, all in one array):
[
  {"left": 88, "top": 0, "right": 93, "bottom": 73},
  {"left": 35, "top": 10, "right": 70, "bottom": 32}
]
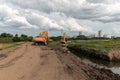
[
  {"left": 0, "top": 43, "right": 119, "bottom": 80},
  {"left": 109, "top": 49, "right": 120, "bottom": 61}
]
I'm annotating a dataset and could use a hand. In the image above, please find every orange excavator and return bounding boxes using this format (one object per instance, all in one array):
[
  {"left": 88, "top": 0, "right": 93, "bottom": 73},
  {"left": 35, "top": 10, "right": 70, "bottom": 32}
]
[{"left": 33, "top": 31, "right": 48, "bottom": 45}]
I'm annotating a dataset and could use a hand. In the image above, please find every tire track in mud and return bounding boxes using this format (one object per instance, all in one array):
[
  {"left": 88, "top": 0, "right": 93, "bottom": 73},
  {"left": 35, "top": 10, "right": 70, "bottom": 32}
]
[
  {"left": 0, "top": 47, "right": 21, "bottom": 61},
  {"left": 0, "top": 44, "right": 28, "bottom": 68},
  {"left": 41, "top": 46, "right": 74, "bottom": 80},
  {"left": 28, "top": 46, "right": 51, "bottom": 80},
  {"left": 4, "top": 47, "right": 20, "bottom": 55},
  {"left": 30, "top": 46, "right": 65, "bottom": 80},
  {"left": 0, "top": 45, "right": 21, "bottom": 55},
  {"left": 55, "top": 50, "right": 75, "bottom": 79}
]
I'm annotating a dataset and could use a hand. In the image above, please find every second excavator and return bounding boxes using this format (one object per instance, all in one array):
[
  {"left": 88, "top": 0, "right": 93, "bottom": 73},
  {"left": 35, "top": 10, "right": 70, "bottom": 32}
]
[{"left": 61, "top": 33, "right": 67, "bottom": 46}]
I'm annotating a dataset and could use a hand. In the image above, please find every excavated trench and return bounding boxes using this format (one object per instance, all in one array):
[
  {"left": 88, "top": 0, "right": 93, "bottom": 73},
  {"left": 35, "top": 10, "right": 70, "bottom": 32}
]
[
  {"left": 68, "top": 46, "right": 120, "bottom": 61},
  {"left": 67, "top": 46, "right": 120, "bottom": 75},
  {"left": 48, "top": 45, "right": 120, "bottom": 80}
]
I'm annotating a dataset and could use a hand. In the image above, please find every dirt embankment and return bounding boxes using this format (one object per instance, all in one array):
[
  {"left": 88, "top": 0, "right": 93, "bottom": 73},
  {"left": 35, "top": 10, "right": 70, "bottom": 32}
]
[
  {"left": 49, "top": 45, "right": 120, "bottom": 80},
  {"left": 0, "top": 43, "right": 119, "bottom": 80},
  {"left": 68, "top": 46, "right": 120, "bottom": 61},
  {"left": 109, "top": 49, "right": 120, "bottom": 61}
]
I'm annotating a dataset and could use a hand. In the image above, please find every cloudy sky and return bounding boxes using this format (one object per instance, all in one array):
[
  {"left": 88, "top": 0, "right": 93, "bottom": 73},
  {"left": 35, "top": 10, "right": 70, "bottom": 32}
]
[{"left": 0, "top": 0, "right": 120, "bottom": 36}]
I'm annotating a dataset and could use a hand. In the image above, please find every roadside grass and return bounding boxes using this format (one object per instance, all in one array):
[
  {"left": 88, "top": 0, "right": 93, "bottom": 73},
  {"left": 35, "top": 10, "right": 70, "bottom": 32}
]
[
  {"left": 0, "top": 42, "right": 23, "bottom": 50},
  {"left": 0, "top": 38, "right": 13, "bottom": 43},
  {"left": 49, "top": 41, "right": 61, "bottom": 46},
  {"left": 68, "top": 40, "right": 120, "bottom": 50}
]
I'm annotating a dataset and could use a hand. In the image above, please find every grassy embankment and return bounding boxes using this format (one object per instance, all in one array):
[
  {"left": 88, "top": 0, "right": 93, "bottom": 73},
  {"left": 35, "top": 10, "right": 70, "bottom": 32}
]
[
  {"left": 0, "top": 38, "right": 23, "bottom": 50},
  {"left": 0, "top": 43, "right": 21, "bottom": 50},
  {"left": 67, "top": 40, "right": 120, "bottom": 61},
  {"left": 68, "top": 40, "right": 120, "bottom": 50},
  {"left": 46, "top": 40, "right": 120, "bottom": 61},
  {"left": 49, "top": 41, "right": 61, "bottom": 46}
]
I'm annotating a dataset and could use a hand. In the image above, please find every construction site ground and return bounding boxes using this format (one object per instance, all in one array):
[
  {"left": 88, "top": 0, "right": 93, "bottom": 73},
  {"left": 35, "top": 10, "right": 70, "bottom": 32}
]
[{"left": 0, "top": 43, "right": 119, "bottom": 80}]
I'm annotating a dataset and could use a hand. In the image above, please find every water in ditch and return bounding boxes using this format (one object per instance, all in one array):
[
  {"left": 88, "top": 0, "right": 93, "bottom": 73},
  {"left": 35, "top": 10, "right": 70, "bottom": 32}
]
[{"left": 78, "top": 55, "right": 120, "bottom": 75}]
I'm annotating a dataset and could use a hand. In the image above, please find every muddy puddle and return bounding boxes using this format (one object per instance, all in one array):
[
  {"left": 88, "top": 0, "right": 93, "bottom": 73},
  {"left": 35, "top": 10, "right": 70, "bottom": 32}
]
[
  {"left": 0, "top": 54, "right": 6, "bottom": 60},
  {"left": 78, "top": 55, "right": 120, "bottom": 75}
]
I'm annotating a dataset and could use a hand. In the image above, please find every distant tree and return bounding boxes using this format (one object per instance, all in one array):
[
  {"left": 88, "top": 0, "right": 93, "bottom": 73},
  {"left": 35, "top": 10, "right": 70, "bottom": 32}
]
[
  {"left": 12, "top": 35, "right": 21, "bottom": 42},
  {"left": 0, "top": 33, "right": 13, "bottom": 38},
  {"left": 50, "top": 36, "right": 61, "bottom": 41},
  {"left": 15, "top": 34, "right": 18, "bottom": 37},
  {"left": 113, "top": 37, "right": 120, "bottom": 40},
  {"left": 91, "top": 37, "right": 110, "bottom": 40},
  {"left": 0, "top": 33, "right": 33, "bottom": 42},
  {"left": 77, "top": 35, "right": 89, "bottom": 40},
  {"left": 28, "top": 36, "right": 33, "bottom": 41},
  {"left": 13, "top": 34, "right": 33, "bottom": 42},
  {"left": 21, "top": 34, "right": 27, "bottom": 37}
]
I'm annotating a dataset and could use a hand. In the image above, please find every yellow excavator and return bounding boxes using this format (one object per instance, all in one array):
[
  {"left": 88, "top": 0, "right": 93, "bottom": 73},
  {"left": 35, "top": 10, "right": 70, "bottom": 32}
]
[
  {"left": 33, "top": 31, "right": 48, "bottom": 45},
  {"left": 61, "top": 33, "right": 67, "bottom": 46}
]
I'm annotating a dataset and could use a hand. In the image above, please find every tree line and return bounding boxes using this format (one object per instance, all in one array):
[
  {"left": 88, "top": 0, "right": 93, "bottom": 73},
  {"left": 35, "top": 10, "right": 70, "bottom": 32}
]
[{"left": 0, "top": 33, "right": 33, "bottom": 43}]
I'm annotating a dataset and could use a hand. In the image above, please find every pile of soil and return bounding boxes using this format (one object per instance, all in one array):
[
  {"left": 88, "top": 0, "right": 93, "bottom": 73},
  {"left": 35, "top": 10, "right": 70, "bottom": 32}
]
[
  {"left": 67, "top": 46, "right": 110, "bottom": 61},
  {"left": 109, "top": 49, "right": 120, "bottom": 61},
  {"left": 68, "top": 46, "right": 120, "bottom": 61}
]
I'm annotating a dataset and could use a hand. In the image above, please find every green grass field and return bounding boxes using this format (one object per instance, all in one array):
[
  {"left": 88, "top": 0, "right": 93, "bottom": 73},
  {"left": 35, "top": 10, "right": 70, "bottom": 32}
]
[
  {"left": 0, "top": 42, "right": 23, "bottom": 50},
  {"left": 0, "top": 38, "right": 13, "bottom": 43},
  {"left": 68, "top": 40, "right": 120, "bottom": 50}
]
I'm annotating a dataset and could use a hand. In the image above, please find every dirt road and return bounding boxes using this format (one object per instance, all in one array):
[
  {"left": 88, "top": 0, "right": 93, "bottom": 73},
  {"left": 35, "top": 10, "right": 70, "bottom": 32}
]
[{"left": 0, "top": 43, "right": 119, "bottom": 80}]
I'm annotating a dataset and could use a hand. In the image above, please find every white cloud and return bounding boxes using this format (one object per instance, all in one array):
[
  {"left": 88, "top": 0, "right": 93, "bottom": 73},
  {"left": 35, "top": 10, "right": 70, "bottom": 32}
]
[
  {"left": 66, "top": 18, "right": 84, "bottom": 31},
  {"left": 0, "top": 4, "right": 38, "bottom": 29},
  {"left": 0, "top": 0, "right": 120, "bottom": 36}
]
